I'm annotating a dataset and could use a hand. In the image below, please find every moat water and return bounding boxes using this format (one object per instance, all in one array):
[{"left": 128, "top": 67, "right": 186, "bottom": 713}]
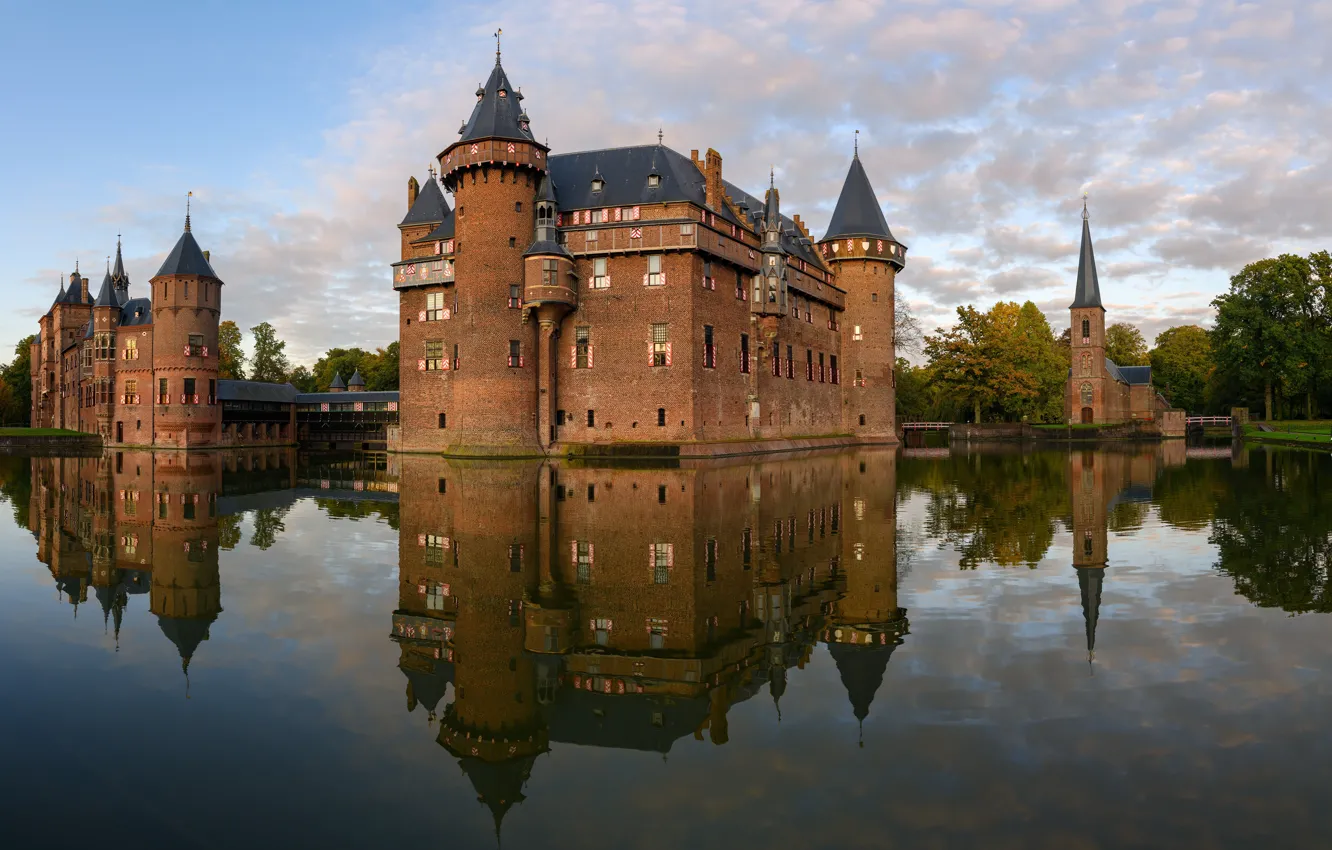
[{"left": 1, "top": 443, "right": 1330, "bottom": 849}]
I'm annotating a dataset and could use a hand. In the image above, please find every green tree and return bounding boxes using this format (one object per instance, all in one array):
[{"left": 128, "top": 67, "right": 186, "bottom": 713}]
[
  {"left": 249, "top": 506, "right": 289, "bottom": 550},
  {"left": 1104, "top": 322, "right": 1149, "bottom": 366},
  {"left": 924, "top": 306, "right": 1000, "bottom": 423},
  {"left": 286, "top": 364, "right": 319, "bottom": 393},
  {"left": 1149, "top": 325, "right": 1213, "bottom": 413},
  {"left": 217, "top": 320, "right": 246, "bottom": 380},
  {"left": 313, "top": 347, "right": 371, "bottom": 392},
  {"left": 1008, "top": 302, "right": 1067, "bottom": 422},
  {"left": 894, "top": 357, "right": 931, "bottom": 421},
  {"left": 364, "top": 342, "right": 400, "bottom": 391},
  {"left": 249, "top": 322, "right": 290, "bottom": 383},
  {"left": 1211, "top": 255, "right": 1315, "bottom": 420},
  {"left": 0, "top": 335, "right": 35, "bottom": 425}
]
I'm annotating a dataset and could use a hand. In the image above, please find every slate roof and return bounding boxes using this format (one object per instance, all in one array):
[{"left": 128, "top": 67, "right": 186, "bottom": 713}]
[
  {"left": 157, "top": 613, "right": 217, "bottom": 668},
  {"left": 724, "top": 178, "right": 823, "bottom": 268},
  {"left": 458, "top": 58, "right": 537, "bottom": 146},
  {"left": 329, "top": 373, "right": 346, "bottom": 390},
  {"left": 1119, "top": 365, "right": 1152, "bottom": 385},
  {"left": 347, "top": 369, "right": 365, "bottom": 387},
  {"left": 400, "top": 176, "right": 450, "bottom": 227},
  {"left": 119, "top": 297, "right": 152, "bottom": 327},
  {"left": 828, "top": 640, "right": 899, "bottom": 721},
  {"left": 295, "top": 390, "right": 400, "bottom": 404},
  {"left": 547, "top": 144, "right": 737, "bottom": 220},
  {"left": 93, "top": 270, "right": 118, "bottom": 308},
  {"left": 51, "top": 278, "right": 65, "bottom": 307},
  {"left": 1077, "top": 567, "right": 1103, "bottom": 656},
  {"left": 217, "top": 380, "right": 299, "bottom": 404},
  {"left": 155, "top": 226, "right": 219, "bottom": 279},
  {"left": 1070, "top": 211, "right": 1102, "bottom": 309},
  {"left": 111, "top": 239, "right": 128, "bottom": 283},
  {"left": 823, "top": 154, "right": 897, "bottom": 242},
  {"left": 415, "top": 212, "right": 456, "bottom": 245}
]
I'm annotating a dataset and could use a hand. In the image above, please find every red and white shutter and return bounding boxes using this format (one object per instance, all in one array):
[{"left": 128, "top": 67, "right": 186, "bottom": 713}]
[
  {"left": 417, "top": 359, "right": 426, "bottom": 371},
  {"left": 632, "top": 206, "right": 640, "bottom": 220},
  {"left": 648, "top": 345, "right": 655, "bottom": 367},
  {"left": 570, "top": 345, "right": 578, "bottom": 368},
  {"left": 587, "top": 345, "right": 594, "bottom": 368},
  {"left": 665, "top": 342, "right": 672, "bottom": 366},
  {"left": 419, "top": 310, "right": 427, "bottom": 322}
]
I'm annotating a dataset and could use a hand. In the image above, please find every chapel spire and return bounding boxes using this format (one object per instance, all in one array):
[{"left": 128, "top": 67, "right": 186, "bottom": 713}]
[
  {"left": 1077, "top": 566, "right": 1104, "bottom": 673},
  {"left": 1070, "top": 197, "right": 1103, "bottom": 309}
]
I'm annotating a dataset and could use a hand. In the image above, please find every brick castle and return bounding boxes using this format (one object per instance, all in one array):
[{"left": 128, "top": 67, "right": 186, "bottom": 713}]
[{"left": 393, "top": 49, "right": 906, "bottom": 455}]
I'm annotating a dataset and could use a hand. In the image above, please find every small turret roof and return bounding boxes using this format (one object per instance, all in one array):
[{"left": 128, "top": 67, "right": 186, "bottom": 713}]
[
  {"left": 400, "top": 176, "right": 451, "bottom": 227},
  {"left": 94, "top": 268, "right": 118, "bottom": 307},
  {"left": 52, "top": 277, "right": 66, "bottom": 307},
  {"left": 823, "top": 153, "right": 897, "bottom": 242},
  {"left": 458, "top": 58, "right": 537, "bottom": 146},
  {"left": 111, "top": 237, "right": 128, "bottom": 284},
  {"left": 1070, "top": 205, "right": 1103, "bottom": 309},
  {"left": 329, "top": 372, "right": 346, "bottom": 389},
  {"left": 347, "top": 369, "right": 365, "bottom": 387},
  {"left": 155, "top": 220, "right": 219, "bottom": 279},
  {"left": 828, "top": 641, "right": 898, "bottom": 721}
]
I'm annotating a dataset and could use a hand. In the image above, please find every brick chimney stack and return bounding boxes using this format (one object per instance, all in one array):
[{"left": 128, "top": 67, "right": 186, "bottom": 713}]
[
  {"left": 407, "top": 176, "right": 420, "bottom": 210},
  {"left": 691, "top": 148, "right": 725, "bottom": 211}
]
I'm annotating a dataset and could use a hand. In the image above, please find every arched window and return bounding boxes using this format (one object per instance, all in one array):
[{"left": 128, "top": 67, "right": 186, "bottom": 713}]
[
  {"left": 1080, "top": 383, "right": 1094, "bottom": 406},
  {"left": 1080, "top": 352, "right": 1092, "bottom": 377},
  {"left": 1081, "top": 319, "right": 1090, "bottom": 342}
]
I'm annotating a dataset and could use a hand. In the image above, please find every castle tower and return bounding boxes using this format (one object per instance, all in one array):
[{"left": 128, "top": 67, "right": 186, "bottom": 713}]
[
  {"left": 423, "top": 48, "right": 547, "bottom": 453},
  {"left": 1068, "top": 201, "right": 1106, "bottom": 424},
  {"left": 151, "top": 206, "right": 223, "bottom": 448},
  {"left": 1069, "top": 449, "right": 1107, "bottom": 670},
  {"left": 755, "top": 172, "right": 789, "bottom": 317},
  {"left": 820, "top": 145, "right": 906, "bottom": 441},
  {"left": 111, "top": 236, "right": 131, "bottom": 305}
]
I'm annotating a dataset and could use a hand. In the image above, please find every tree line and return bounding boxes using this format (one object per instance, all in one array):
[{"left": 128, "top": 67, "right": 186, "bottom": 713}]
[
  {"left": 217, "top": 320, "right": 399, "bottom": 393},
  {"left": 898, "top": 251, "right": 1332, "bottom": 422}
]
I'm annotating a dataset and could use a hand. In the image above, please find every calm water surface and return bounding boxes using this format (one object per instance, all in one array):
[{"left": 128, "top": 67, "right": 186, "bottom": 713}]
[{"left": 1, "top": 444, "right": 1330, "bottom": 849}]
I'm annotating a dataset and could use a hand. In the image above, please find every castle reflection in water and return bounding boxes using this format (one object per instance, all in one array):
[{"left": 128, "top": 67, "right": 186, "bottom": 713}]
[{"left": 22, "top": 441, "right": 1199, "bottom": 829}]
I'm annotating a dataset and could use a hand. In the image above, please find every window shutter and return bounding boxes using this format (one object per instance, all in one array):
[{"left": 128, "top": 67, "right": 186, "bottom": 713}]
[
  {"left": 587, "top": 345, "right": 594, "bottom": 368},
  {"left": 586, "top": 277, "right": 593, "bottom": 289},
  {"left": 648, "top": 345, "right": 655, "bottom": 367},
  {"left": 667, "top": 543, "right": 674, "bottom": 567},
  {"left": 417, "top": 359, "right": 426, "bottom": 371},
  {"left": 419, "top": 310, "right": 427, "bottom": 322},
  {"left": 570, "top": 345, "right": 577, "bottom": 368},
  {"left": 571, "top": 540, "right": 578, "bottom": 563},
  {"left": 660, "top": 272, "right": 667, "bottom": 287},
  {"left": 632, "top": 206, "right": 640, "bottom": 220},
  {"left": 519, "top": 355, "right": 525, "bottom": 367},
  {"left": 442, "top": 358, "right": 450, "bottom": 371},
  {"left": 642, "top": 272, "right": 649, "bottom": 286},
  {"left": 614, "top": 207, "right": 622, "bottom": 222},
  {"left": 648, "top": 544, "right": 654, "bottom": 569},
  {"left": 589, "top": 542, "right": 594, "bottom": 564},
  {"left": 665, "top": 343, "right": 672, "bottom": 366}
]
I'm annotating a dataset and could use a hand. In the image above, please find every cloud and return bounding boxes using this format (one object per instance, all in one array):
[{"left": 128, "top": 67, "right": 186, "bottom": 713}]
[{"left": 8, "top": 0, "right": 1330, "bottom": 364}]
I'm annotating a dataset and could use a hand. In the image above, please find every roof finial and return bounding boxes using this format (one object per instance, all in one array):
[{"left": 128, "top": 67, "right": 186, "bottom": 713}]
[
  {"left": 1082, "top": 191, "right": 1089, "bottom": 221},
  {"left": 185, "top": 191, "right": 192, "bottom": 232},
  {"left": 494, "top": 28, "right": 502, "bottom": 64},
  {"left": 770, "top": 166, "right": 775, "bottom": 188},
  {"left": 75, "top": 259, "right": 79, "bottom": 273},
  {"left": 854, "top": 129, "right": 859, "bottom": 158},
  {"left": 107, "top": 256, "right": 111, "bottom": 273},
  {"left": 657, "top": 127, "right": 663, "bottom": 145}
]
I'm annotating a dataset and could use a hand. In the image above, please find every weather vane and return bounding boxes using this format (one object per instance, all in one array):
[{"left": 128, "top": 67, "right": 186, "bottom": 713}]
[
  {"left": 854, "top": 129, "right": 859, "bottom": 156},
  {"left": 494, "top": 28, "right": 502, "bottom": 62},
  {"left": 1082, "top": 191, "right": 1089, "bottom": 220}
]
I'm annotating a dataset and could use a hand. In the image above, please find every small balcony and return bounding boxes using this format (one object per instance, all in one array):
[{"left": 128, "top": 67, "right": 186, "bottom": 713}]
[{"left": 523, "top": 281, "right": 578, "bottom": 313}]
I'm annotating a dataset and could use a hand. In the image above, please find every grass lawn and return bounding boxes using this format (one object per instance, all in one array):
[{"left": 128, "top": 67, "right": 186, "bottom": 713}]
[
  {"left": 0, "top": 427, "right": 90, "bottom": 437},
  {"left": 1243, "top": 421, "right": 1332, "bottom": 445}
]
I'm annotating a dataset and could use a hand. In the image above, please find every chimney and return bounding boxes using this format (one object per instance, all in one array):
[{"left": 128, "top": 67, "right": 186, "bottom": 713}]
[
  {"left": 704, "top": 148, "right": 723, "bottom": 211},
  {"left": 408, "top": 176, "right": 420, "bottom": 210},
  {"left": 793, "top": 214, "right": 808, "bottom": 238},
  {"left": 203, "top": 250, "right": 210, "bottom": 262}
]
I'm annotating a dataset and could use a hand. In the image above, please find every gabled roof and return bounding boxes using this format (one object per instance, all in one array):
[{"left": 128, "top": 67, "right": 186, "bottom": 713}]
[
  {"left": 724, "top": 179, "right": 823, "bottom": 268},
  {"left": 458, "top": 58, "right": 536, "bottom": 146},
  {"left": 414, "top": 211, "right": 456, "bottom": 245},
  {"left": 155, "top": 224, "right": 219, "bottom": 279},
  {"left": 400, "top": 176, "right": 450, "bottom": 227},
  {"left": 1070, "top": 209, "right": 1102, "bottom": 309},
  {"left": 824, "top": 154, "right": 897, "bottom": 242}
]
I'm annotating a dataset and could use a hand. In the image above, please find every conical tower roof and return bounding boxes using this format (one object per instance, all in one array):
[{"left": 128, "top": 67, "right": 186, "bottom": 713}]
[
  {"left": 347, "top": 369, "right": 365, "bottom": 388},
  {"left": 111, "top": 237, "right": 128, "bottom": 283},
  {"left": 155, "top": 215, "right": 219, "bottom": 280},
  {"left": 457, "top": 754, "right": 535, "bottom": 843},
  {"left": 51, "top": 276, "right": 66, "bottom": 307},
  {"left": 827, "top": 641, "right": 898, "bottom": 721},
  {"left": 94, "top": 265, "right": 118, "bottom": 307},
  {"left": 458, "top": 55, "right": 537, "bottom": 146},
  {"left": 823, "top": 153, "right": 897, "bottom": 242},
  {"left": 1070, "top": 203, "right": 1103, "bottom": 309},
  {"left": 329, "top": 372, "right": 346, "bottom": 390},
  {"left": 401, "top": 175, "right": 451, "bottom": 227},
  {"left": 1077, "top": 566, "right": 1104, "bottom": 660}
]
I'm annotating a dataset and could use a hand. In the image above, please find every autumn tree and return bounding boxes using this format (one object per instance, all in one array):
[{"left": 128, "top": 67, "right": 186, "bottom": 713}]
[
  {"left": 1149, "top": 325, "right": 1213, "bottom": 414},
  {"left": 1104, "top": 322, "right": 1149, "bottom": 366},
  {"left": 0, "top": 335, "right": 35, "bottom": 425},
  {"left": 924, "top": 305, "right": 998, "bottom": 423},
  {"left": 217, "top": 320, "right": 245, "bottom": 380},
  {"left": 248, "top": 322, "right": 290, "bottom": 383}
]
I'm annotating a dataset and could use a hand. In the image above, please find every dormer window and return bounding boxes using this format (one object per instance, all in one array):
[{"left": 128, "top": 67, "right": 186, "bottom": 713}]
[
  {"left": 591, "top": 178, "right": 604, "bottom": 193},
  {"left": 498, "top": 89, "right": 508, "bottom": 98},
  {"left": 647, "top": 174, "right": 661, "bottom": 189}
]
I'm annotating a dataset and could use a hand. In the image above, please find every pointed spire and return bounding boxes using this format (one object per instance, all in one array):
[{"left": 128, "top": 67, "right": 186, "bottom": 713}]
[
  {"left": 854, "top": 129, "right": 859, "bottom": 158},
  {"left": 457, "top": 45, "right": 536, "bottom": 145},
  {"left": 52, "top": 275, "right": 66, "bottom": 307},
  {"left": 112, "top": 234, "right": 127, "bottom": 282},
  {"left": 1070, "top": 198, "right": 1103, "bottom": 309},
  {"left": 494, "top": 27, "right": 502, "bottom": 65},
  {"left": 185, "top": 191, "right": 192, "bottom": 233},
  {"left": 823, "top": 152, "right": 897, "bottom": 242},
  {"left": 658, "top": 127, "right": 663, "bottom": 145},
  {"left": 155, "top": 206, "right": 219, "bottom": 280},
  {"left": 1077, "top": 567, "right": 1104, "bottom": 672}
]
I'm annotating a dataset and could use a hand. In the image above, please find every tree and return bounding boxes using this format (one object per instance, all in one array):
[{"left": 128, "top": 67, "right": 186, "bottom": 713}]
[
  {"left": 924, "top": 306, "right": 999, "bottom": 423},
  {"left": 1149, "top": 325, "right": 1213, "bottom": 414},
  {"left": 249, "top": 322, "right": 290, "bottom": 383},
  {"left": 895, "top": 299, "right": 924, "bottom": 357},
  {"left": 894, "top": 357, "right": 932, "bottom": 421},
  {"left": 1211, "top": 255, "right": 1316, "bottom": 420},
  {"left": 286, "top": 364, "right": 319, "bottom": 393},
  {"left": 364, "top": 342, "right": 399, "bottom": 391},
  {"left": 217, "top": 320, "right": 246, "bottom": 380},
  {"left": 313, "top": 347, "right": 371, "bottom": 392},
  {"left": 1008, "top": 302, "right": 1067, "bottom": 422},
  {"left": 0, "top": 335, "right": 35, "bottom": 425},
  {"left": 1104, "top": 322, "right": 1149, "bottom": 366}
]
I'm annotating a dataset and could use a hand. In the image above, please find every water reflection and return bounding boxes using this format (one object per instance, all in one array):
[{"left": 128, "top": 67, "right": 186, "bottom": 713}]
[{"left": 3, "top": 440, "right": 1331, "bottom": 846}]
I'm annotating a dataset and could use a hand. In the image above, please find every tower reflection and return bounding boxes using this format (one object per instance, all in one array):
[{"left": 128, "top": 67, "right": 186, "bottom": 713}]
[{"left": 392, "top": 449, "right": 908, "bottom": 830}]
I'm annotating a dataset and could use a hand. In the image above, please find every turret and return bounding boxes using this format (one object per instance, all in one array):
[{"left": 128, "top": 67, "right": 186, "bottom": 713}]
[
  {"left": 347, "top": 369, "right": 365, "bottom": 392},
  {"left": 329, "top": 372, "right": 346, "bottom": 393},
  {"left": 753, "top": 172, "right": 788, "bottom": 317},
  {"left": 523, "top": 174, "right": 575, "bottom": 450},
  {"left": 111, "top": 236, "right": 131, "bottom": 305},
  {"left": 150, "top": 200, "right": 223, "bottom": 448},
  {"left": 820, "top": 140, "right": 905, "bottom": 440}
]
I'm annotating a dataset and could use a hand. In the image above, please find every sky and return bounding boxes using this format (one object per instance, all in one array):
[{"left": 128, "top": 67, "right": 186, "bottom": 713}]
[{"left": 2, "top": 0, "right": 1329, "bottom": 366}]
